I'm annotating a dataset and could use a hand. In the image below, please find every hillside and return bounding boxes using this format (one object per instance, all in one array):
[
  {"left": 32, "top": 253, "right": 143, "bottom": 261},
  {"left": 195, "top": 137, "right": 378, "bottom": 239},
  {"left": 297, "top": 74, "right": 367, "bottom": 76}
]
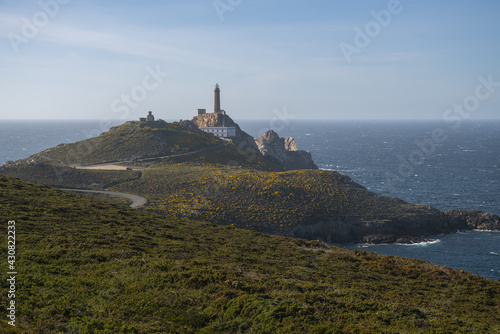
[
  {"left": 109, "top": 166, "right": 457, "bottom": 243},
  {"left": 12, "top": 120, "right": 221, "bottom": 166},
  {"left": 1, "top": 175, "right": 499, "bottom": 333}
]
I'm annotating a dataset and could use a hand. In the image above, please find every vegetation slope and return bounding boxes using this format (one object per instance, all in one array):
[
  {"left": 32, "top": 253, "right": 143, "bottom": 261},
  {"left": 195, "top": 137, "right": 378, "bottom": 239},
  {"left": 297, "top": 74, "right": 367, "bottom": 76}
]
[
  {"left": 1, "top": 175, "right": 499, "bottom": 333},
  {"left": 110, "top": 165, "right": 452, "bottom": 243}
]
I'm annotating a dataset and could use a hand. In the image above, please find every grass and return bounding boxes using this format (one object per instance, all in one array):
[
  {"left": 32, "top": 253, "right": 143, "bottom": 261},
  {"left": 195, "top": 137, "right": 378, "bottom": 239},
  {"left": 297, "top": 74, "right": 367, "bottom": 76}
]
[
  {"left": 0, "top": 165, "right": 142, "bottom": 190},
  {"left": 1, "top": 175, "right": 499, "bottom": 333},
  {"left": 78, "top": 192, "right": 134, "bottom": 206}
]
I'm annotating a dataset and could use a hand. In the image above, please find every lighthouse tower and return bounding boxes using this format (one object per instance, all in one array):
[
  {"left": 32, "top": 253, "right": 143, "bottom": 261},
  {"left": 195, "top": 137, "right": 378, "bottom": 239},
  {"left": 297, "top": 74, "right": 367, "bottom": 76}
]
[
  {"left": 214, "top": 83, "right": 221, "bottom": 114},
  {"left": 195, "top": 83, "right": 236, "bottom": 138}
]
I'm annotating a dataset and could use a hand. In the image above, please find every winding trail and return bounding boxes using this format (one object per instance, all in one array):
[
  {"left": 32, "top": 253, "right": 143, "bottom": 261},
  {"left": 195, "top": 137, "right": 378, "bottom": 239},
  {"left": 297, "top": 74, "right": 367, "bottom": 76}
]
[
  {"left": 59, "top": 189, "right": 147, "bottom": 208},
  {"left": 61, "top": 140, "right": 231, "bottom": 207}
]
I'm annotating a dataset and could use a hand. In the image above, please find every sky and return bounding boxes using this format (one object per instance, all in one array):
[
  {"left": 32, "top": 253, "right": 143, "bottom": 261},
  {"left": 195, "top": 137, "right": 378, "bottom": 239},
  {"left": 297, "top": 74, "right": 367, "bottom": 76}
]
[{"left": 1, "top": 0, "right": 499, "bottom": 121}]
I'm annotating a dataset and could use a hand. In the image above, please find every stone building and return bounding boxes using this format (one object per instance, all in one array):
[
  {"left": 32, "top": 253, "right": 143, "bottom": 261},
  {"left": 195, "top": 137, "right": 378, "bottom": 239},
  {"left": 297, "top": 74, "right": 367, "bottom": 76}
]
[{"left": 140, "top": 111, "right": 155, "bottom": 122}]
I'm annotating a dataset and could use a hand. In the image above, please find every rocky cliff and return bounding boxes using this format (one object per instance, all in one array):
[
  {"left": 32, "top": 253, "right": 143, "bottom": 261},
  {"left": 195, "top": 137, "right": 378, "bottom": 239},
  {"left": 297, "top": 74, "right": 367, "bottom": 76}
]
[{"left": 255, "top": 130, "right": 318, "bottom": 171}]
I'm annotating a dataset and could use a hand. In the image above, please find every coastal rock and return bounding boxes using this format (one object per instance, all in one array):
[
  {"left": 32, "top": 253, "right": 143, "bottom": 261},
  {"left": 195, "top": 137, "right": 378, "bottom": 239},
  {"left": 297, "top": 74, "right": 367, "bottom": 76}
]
[
  {"left": 255, "top": 130, "right": 318, "bottom": 171},
  {"left": 192, "top": 113, "right": 232, "bottom": 128},
  {"left": 445, "top": 210, "right": 500, "bottom": 231}
]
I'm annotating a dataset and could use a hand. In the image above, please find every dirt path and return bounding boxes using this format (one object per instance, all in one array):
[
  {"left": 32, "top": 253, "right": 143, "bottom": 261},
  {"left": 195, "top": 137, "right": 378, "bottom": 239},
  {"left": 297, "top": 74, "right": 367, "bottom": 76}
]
[
  {"left": 59, "top": 189, "right": 147, "bottom": 208},
  {"left": 74, "top": 164, "right": 144, "bottom": 171}
]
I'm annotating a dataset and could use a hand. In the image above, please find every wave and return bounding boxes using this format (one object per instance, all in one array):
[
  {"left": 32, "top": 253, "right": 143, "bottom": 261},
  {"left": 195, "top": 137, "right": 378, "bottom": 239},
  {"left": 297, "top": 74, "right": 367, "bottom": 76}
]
[
  {"left": 319, "top": 167, "right": 366, "bottom": 174},
  {"left": 396, "top": 239, "right": 441, "bottom": 246},
  {"left": 356, "top": 239, "right": 442, "bottom": 247},
  {"left": 357, "top": 243, "right": 390, "bottom": 247},
  {"left": 473, "top": 229, "right": 500, "bottom": 233}
]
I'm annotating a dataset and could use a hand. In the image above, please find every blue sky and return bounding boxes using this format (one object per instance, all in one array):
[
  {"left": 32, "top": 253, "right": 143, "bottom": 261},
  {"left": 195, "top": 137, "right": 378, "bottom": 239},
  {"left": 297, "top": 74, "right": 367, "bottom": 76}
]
[{"left": 1, "top": 0, "right": 499, "bottom": 120}]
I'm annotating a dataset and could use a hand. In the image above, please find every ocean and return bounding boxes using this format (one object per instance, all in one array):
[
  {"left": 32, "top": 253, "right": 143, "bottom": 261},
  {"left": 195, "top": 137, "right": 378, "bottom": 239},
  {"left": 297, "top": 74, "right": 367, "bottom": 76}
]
[{"left": 0, "top": 119, "right": 499, "bottom": 280}]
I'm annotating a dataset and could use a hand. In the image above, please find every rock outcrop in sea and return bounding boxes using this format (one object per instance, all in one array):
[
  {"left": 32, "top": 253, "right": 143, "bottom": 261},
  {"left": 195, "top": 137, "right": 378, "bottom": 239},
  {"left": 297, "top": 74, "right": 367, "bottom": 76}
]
[{"left": 255, "top": 130, "right": 318, "bottom": 171}]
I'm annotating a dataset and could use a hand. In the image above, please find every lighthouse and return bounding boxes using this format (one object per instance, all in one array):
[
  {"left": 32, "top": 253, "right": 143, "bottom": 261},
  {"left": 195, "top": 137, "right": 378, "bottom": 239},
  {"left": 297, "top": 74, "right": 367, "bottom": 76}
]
[{"left": 214, "top": 83, "right": 221, "bottom": 114}]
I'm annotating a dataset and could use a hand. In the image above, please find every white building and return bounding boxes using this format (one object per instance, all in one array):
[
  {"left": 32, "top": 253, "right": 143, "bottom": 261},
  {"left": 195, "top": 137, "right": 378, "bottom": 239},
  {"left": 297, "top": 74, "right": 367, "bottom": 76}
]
[{"left": 199, "top": 126, "right": 236, "bottom": 138}]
